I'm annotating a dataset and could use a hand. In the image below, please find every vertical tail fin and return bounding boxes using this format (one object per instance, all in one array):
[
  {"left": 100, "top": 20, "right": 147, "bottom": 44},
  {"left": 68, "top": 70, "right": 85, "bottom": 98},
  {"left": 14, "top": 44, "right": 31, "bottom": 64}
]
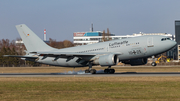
[{"left": 16, "top": 24, "right": 55, "bottom": 52}]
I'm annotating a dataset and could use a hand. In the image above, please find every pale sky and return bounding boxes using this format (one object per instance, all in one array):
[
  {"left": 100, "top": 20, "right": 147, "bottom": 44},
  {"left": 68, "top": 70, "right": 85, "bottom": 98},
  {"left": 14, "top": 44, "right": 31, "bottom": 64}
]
[{"left": 1, "top": 0, "right": 180, "bottom": 41}]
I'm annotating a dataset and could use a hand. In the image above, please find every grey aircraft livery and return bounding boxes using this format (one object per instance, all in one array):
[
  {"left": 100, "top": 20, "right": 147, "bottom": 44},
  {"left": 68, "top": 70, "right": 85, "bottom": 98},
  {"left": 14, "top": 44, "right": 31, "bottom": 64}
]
[{"left": 4, "top": 24, "right": 177, "bottom": 74}]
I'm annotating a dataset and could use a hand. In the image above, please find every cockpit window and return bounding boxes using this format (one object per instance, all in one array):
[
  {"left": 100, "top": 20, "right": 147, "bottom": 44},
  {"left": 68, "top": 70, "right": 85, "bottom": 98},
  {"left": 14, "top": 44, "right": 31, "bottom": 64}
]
[
  {"left": 161, "top": 38, "right": 171, "bottom": 41},
  {"left": 161, "top": 38, "right": 165, "bottom": 41}
]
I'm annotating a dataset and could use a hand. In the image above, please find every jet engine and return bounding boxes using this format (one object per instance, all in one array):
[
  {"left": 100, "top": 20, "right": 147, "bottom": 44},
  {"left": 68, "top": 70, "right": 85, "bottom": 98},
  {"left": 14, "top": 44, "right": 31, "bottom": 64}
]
[
  {"left": 93, "top": 54, "right": 119, "bottom": 66},
  {"left": 122, "top": 58, "right": 147, "bottom": 66}
]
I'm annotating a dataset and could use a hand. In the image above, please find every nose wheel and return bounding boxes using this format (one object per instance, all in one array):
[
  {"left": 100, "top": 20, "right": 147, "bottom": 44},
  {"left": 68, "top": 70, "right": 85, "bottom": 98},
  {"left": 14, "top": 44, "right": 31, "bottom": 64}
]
[
  {"left": 151, "top": 62, "right": 157, "bottom": 66},
  {"left": 151, "top": 56, "right": 157, "bottom": 66}
]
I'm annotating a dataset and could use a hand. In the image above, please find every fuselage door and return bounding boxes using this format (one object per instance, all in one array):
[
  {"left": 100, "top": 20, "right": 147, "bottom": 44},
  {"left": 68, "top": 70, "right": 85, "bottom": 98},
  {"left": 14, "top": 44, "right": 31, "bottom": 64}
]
[
  {"left": 146, "top": 37, "right": 154, "bottom": 56},
  {"left": 107, "top": 46, "right": 109, "bottom": 52},
  {"left": 147, "top": 37, "right": 154, "bottom": 47}
]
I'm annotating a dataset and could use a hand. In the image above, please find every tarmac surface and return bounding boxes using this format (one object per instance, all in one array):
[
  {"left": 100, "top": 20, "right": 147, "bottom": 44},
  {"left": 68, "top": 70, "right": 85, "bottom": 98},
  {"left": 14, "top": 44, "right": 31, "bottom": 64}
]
[{"left": 1, "top": 72, "right": 180, "bottom": 77}]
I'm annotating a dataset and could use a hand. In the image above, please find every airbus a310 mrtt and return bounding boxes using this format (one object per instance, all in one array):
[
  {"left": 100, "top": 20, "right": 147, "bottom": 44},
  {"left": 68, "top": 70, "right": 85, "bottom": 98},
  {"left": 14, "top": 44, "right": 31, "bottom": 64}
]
[{"left": 4, "top": 24, "right": 177, "bottom": 74}]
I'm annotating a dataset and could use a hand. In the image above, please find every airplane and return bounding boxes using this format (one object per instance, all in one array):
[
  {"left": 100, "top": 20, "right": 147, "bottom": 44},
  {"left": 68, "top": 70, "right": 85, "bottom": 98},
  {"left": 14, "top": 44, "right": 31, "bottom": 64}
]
[{"left": 4, "top": 24, "right": 177, "bottom": 74}]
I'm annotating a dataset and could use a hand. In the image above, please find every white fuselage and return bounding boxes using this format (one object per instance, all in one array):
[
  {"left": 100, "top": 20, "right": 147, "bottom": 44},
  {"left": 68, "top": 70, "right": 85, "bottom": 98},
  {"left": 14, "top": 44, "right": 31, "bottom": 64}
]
[{"left": 36, "top": 35, "right": 176, "bottom": 67}]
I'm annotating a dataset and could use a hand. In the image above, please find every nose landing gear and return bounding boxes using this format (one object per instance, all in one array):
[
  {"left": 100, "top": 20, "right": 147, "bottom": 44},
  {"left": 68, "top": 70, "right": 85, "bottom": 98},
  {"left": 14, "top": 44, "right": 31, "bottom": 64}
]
[
  {"left": 151, "top": 56, "right": 157, "bottom": 66},
  {"left": 151, "top": 62, "right": 157, "bottom": 66}
]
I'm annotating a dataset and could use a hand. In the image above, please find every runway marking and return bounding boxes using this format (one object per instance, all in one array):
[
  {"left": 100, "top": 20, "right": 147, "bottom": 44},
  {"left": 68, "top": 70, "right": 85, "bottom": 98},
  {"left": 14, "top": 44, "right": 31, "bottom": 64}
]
[{"left": 0, "top": 72, "right": 180, "bottom": 77}]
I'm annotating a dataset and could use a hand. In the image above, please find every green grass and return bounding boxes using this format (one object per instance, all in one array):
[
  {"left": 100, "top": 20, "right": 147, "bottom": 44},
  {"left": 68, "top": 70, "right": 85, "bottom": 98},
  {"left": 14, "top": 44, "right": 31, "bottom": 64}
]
[{"left": 0, "top": 77, "right": 180, "bottom": 101}]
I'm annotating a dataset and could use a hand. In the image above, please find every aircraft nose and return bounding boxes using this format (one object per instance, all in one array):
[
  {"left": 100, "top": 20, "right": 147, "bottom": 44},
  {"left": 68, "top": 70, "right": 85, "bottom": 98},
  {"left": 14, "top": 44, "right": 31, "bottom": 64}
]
[
  {"left": 170, "top": 40, "right": 177, "bottom": 48},
  {"left": 172, "top": 41, "right": 177, "bottom": 46},
  {"left": 162, "top": 40, "right": 177, "bottom": 51}
]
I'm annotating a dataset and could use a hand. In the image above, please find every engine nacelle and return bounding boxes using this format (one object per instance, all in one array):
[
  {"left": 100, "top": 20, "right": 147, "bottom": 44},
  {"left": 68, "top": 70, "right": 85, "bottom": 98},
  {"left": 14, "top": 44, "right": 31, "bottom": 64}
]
[
  {"left": 93, "top": 54, "right": 119, "bottom": 66},
  {"left": 122, "top": 58, "right": 147, "bottom": 66}
]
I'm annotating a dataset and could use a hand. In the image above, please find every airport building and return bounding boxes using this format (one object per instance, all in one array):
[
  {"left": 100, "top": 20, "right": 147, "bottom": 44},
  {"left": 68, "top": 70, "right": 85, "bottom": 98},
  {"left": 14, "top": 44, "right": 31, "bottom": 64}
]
[
  {"left": 73, "top": 32, "right": 174, "bottom": 46},
  {"left": 175, "top": 20, "right": 180, "bottom": 60},
  {"left": 73, "top": 31, "right": 175, "bottom": 59},
  {"left": 73, "top": 31, "right": 115, "bottom": 45}
]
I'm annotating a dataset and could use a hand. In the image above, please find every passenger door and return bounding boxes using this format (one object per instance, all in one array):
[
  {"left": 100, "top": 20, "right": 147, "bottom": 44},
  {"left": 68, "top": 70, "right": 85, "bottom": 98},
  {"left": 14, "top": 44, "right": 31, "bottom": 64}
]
[
  {"left": 147, "top": 37, "right": 154, "bottom": 47},
  {"left": 146, "top": 37, "right": 154, "bottom": 55}
]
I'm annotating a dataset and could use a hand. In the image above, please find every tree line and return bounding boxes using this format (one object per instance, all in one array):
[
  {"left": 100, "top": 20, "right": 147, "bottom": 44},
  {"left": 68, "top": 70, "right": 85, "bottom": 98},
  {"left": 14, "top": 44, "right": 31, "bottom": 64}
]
[{"left": 0, "top": 38, "right": 74, "bottom": 67}]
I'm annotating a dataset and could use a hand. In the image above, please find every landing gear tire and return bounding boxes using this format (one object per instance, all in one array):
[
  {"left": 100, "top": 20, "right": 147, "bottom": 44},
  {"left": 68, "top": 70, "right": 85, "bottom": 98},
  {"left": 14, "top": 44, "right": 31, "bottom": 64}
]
[
  {"left": 84, "top": 62, "right": 96, "bottom": 74},
  {"left": 85, "top": 70, "right": 90, "bottom": 73},
  {"left": 90, "top": 69, "right": 96, "bottom": 74},
  {"left": 151, "top": 62, "right": 157, "bottom": 66},
  {"left": 104, "top": 69, "right": 115, "bottom": 74},
  {"left": 85, "top": 69, "right": 96, "bottom": 74}
]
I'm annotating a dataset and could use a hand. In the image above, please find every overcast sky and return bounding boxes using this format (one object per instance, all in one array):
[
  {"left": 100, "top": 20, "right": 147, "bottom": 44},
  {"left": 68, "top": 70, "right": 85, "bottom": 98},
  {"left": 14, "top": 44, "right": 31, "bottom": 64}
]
[{"left": 1, "top": 0, "right": 180, "bottom": 41}]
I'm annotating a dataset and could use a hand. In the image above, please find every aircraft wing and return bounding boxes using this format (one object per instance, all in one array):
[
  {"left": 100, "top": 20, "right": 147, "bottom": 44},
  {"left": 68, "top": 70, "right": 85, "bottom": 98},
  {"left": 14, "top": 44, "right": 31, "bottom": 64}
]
[
  {"left": 35, "top": 51, "right": 122, "bottom": 57},
  {"left": 3, "top": 55, "right": 38, "bottom": 59},
  {"left": 34, "top": 51, "right": 122, "bottom": 61},
  {"left": 4, "top": 52, "right": 122, "bottom": 62}
]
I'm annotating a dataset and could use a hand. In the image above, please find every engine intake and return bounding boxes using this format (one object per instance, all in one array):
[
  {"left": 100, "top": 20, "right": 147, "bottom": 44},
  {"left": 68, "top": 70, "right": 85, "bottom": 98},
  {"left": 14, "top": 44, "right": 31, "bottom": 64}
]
[{"left": 93, "top": 54, "right": 119, "bottom": 66}]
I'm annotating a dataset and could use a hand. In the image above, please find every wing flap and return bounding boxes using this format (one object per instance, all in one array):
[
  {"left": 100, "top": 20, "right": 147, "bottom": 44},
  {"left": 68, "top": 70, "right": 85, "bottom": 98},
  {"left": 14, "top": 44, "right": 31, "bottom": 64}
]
[
  {"left": 36, "top": 51, "right": 122, "bottom": 57},
  {"left": 36, "top": 51, "right": 122, "bottom": 61}
]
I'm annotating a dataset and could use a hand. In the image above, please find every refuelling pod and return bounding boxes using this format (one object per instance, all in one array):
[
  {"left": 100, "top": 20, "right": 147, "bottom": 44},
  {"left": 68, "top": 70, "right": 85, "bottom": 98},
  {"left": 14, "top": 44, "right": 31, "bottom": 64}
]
[{"left": 93, "top": 54, "right": 119, "bottom": 66}]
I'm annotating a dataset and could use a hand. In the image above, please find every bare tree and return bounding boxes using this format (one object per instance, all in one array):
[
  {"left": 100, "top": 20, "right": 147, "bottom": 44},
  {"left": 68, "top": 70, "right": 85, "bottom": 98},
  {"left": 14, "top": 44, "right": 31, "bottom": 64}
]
[
  {"left": 102, "top": 28, "right": 112, "bottom": 42},
  {"left": 63, "top": 40, "right": 74, "bottom": 48}
]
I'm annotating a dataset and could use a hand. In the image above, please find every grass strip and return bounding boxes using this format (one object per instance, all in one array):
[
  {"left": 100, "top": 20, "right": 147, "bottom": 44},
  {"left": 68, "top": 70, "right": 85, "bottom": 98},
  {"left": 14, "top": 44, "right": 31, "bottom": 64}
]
[{"left": 0, "top": 77, "right": 180, "bottom": 101}]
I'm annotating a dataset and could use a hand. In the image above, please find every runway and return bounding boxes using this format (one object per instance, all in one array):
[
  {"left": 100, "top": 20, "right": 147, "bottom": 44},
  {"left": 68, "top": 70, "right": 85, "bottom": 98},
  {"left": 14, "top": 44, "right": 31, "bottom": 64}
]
[{"left": 1, "top": 72, "right": 180, "bottom": 77}]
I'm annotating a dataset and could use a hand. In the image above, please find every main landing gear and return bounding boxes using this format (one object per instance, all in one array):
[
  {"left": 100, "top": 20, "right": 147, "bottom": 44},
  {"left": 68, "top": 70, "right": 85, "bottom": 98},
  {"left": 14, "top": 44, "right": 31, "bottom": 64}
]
[
  {"left": 104, "top": 66, "right": 115, "bottom": 74},
  {"left": 84, "top": 62, "right": 115, "bottom": 74},
  {"left": 85, "top": 62, "right": 96, "bottom": 74},
  {"left": 85, "top": 69, "right": 96, "bottom": 74}
]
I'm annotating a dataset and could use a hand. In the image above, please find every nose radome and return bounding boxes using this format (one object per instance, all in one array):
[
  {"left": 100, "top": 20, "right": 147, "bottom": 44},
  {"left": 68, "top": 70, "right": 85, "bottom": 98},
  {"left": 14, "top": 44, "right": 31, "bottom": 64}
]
[
  {"left": 172, "top": 41, "right": 177, "bottom": 46},
  {"left": 169, "top": 41, "right": 177, "bottom": 49}
]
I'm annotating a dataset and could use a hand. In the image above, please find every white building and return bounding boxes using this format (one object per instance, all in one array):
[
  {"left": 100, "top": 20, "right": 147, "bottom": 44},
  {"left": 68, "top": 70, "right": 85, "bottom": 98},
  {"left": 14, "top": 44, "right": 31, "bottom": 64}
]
[{"left": 73, "top": 32, "right": 174, "bottom": 46}]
